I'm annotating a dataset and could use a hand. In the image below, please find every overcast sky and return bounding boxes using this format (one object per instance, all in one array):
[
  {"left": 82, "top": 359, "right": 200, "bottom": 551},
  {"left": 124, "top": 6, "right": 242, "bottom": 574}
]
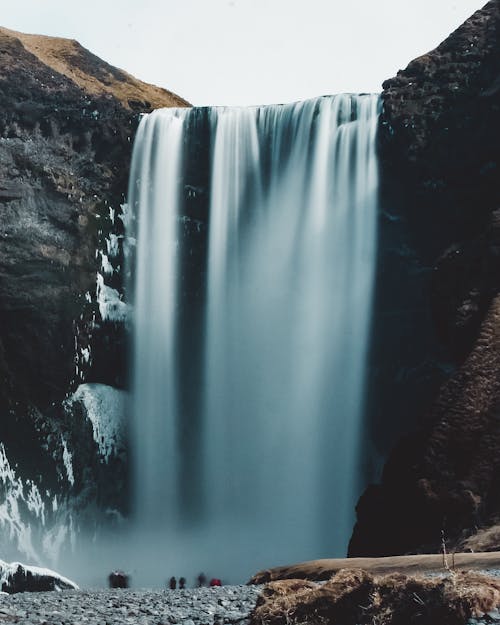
[{"left": 3, "top": 0, "right": 487, "bottom": 106}]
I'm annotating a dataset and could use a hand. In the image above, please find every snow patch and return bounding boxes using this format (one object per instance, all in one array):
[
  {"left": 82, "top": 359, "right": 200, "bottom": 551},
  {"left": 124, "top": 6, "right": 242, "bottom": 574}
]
[
  {"left": 67, "top": 384, "right": 126, "bottom": 463},
  {"left": 106, "top": 234, "right": 120, "bottom": 258},
  {"left": 100, "top": 252, "right": 114, "bottom": 276},
  {"left": 80, "top": 347, "right": 91, "bottom": 364},
  {"left": 26, "top": 482, "right": 45, "bottom": 525},
  {"left": 61, "top": 438, "right": 75, "bottom": 487},
  {"left": 96, "top": 273, "right": 128, "bottom": 322},
  {"left": 0, "top": 444, "right": 44, "bottom": 564},
  {"left": 118, "top": 202, "right": 132, "bottom": 229}
]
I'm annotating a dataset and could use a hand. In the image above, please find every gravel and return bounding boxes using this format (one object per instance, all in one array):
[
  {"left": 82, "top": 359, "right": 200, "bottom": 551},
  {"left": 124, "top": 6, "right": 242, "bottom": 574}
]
[
  {"left": 2, "top": 575, "right": 500, "bottom": 624},
  {"left": 0, "top": 584, "right": 262, "bottom": 625}
]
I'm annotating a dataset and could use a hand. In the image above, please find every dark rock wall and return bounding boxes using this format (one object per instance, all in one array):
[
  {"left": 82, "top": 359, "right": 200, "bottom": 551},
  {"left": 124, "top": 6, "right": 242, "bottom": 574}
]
[
  {"left": 351, "top": 0, "right": 500, "bottom": 555},
  {"left": 380, "top": 0, "right": 500, "bottom": 356},
  {"left": 0, "top": 28, "right": 187, "bottom": 529}
]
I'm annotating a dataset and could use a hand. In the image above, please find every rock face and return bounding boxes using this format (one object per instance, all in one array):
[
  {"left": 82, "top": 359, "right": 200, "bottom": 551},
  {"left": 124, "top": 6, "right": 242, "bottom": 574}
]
[
  {"left": 351, "top": 295, "right": 500, "bottom": 555},
  {"left": 380, "top": 0, "right": 500, "bottom": 356},
  {"left": 0, "top": 27, "right": 188, "bottom": 560},
  {"left": 351, "top": 0, "right": 500, "bottom": 556},
  {"left": 381, "top": 0, "right": 500, "bottom": 192},
  {"left": 0, "top": 26, "right": 187, "bottom": 412}
]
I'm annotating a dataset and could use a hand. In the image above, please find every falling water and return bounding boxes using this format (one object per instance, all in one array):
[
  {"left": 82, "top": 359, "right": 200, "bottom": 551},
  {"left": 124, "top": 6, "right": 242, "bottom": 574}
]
[{"left": 127, "top": 95, "right": 379, "bottom": 582}]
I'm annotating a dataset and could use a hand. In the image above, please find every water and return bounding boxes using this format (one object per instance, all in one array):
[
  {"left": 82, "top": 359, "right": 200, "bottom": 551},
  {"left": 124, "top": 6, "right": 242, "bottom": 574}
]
[{"left": 127, "top": 95, "right": 379, "bottom": 583}]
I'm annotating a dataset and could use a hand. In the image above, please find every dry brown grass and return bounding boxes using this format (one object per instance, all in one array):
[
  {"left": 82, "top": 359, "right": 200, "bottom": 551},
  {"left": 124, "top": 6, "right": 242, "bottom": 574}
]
[
  {"left": 0, "top": 26, "right": 190, "bottom": 109},
  {"left": 460, "top": 525, "right": 500, "bottom": 553},
  {"left": 251, "top": 569, "right": 500, "bottom": 625},
  {"left": 249, "top": 552, "right": 500, "bottom": 583}
]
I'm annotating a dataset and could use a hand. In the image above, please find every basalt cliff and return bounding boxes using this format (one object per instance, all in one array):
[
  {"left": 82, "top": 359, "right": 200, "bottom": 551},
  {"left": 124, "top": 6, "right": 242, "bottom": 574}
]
[
  {"left": 350, "top": 0, "right": 500, "bottom": 557},
  {"left": 0, "top": 26, "right": 188, "bottom": 563}
]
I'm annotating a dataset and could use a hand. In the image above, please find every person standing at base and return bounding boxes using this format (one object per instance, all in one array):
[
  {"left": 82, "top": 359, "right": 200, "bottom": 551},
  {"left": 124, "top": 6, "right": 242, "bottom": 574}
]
[
  {"left": 179, "top": 577, "right": 186, "bottom": 589},
  {"left": 197, "top": 573, "right": 206, "bottom": 587},
  {"left": 169, "top": 577, "right": 177, "bottom": 590}
]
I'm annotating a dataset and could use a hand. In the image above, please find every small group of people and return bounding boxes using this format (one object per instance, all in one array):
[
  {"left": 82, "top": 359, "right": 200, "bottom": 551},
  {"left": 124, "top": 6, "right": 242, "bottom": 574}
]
[
  {"left": 169, "top": 576, "right": 187, "bottom": 590},
  {"left": 108, "top": 570, "right": 223, "bottom": 590},
  {"left": 167, "top": 573, "right": 222, "bottom": 590},
  {"left": 197, "top": 572, "right": 222, "bottom": 587}
]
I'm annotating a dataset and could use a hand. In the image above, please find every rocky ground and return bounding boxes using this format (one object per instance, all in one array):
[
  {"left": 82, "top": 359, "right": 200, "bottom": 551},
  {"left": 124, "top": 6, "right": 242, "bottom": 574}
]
[
  {"left": 0, "top": 585, "right": 262, "bottom": 625},
  {"left": 1, "top": 579, "right": 500, "bottom": 625}
]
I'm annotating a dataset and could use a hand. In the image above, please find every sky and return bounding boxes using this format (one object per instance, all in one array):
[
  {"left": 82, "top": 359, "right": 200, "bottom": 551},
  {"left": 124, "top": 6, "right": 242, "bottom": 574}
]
[{"left": 2, "top": 0, "right": 487, "bottom": 106}]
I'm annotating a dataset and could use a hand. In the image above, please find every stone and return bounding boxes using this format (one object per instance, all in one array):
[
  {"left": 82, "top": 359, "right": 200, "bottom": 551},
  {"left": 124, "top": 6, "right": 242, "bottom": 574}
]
[{"left": 0, "top": 560, "right": 78, "bottom": 594}]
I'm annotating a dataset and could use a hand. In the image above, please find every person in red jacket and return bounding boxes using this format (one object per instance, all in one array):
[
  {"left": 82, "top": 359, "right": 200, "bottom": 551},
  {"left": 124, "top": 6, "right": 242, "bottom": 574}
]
[{"left": 209, "top": 578, "right": 222, "bottom": 587}]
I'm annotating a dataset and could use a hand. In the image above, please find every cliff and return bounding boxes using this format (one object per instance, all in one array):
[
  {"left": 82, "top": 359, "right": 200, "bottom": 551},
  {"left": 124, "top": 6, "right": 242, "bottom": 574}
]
[
  {"left": 0, "top": 26, "right": 188, "bottom": 561},
  {"left": 0, "top": 26, "right": 188, "bottom": 411},
  {"left": 350, "top": 0, "right": 500, "bottom": 556}
]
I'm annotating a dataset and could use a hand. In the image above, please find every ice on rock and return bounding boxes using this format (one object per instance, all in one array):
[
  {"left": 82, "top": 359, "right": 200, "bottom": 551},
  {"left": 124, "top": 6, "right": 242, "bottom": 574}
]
[
  {"left": 118, "top": 202, "right": 132, "bottom": 229},
  {"left": 101, "top": 252, "right": 114, "bottom": 276},
  {"left": 106, "top": 234, "right": 120, "bottom": 258},
  {"left": 67, "top": 384, "right": 126, "bottom": 463},
  {"left": 96, "top": 273, "right": 128, "bottom": 322},
  {"left": 61, "top": 437, "right": 75, "bottom": 487},
  {"left": 26, "top": 482, "right": 45, "bottom": 524},
  {"left": 0, "top": 444, "right": 45, "bottom": 564},
  {"left": 80, "top": 347, "right": 91, "bottom": 364}
]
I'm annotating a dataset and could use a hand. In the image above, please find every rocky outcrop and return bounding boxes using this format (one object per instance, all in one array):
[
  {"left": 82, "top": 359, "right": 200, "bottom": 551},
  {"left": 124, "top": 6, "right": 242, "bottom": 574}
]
[
  {"left": 0, "top": 27, "right": 188, "bottom": 558},
  {"left": 379, "top": 0, "right": 500, "bottom": 356},
  {"left": 0, "top": 560, "right": 78, "bottom": 593},
  {"left": 352, "top": 0, "right": 500, "bottom": 556},
  {"left": 380, "top": 0, "right": 500, "bottom": 198}
]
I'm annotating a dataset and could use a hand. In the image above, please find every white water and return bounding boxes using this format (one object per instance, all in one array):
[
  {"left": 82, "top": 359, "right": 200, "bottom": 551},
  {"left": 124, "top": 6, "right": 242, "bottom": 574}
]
[{"left": 127, "top": 95, "right": 379, "bottom": 582}]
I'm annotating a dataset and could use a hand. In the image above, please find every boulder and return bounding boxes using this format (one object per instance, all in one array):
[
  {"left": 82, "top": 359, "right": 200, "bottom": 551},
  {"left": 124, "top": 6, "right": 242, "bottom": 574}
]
[{"left": 0, "top": 560, "right": 78, "bottom": 593}]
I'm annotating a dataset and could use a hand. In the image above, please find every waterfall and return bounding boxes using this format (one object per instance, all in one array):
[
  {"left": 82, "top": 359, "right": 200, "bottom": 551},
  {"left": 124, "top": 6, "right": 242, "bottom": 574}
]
[{"left": 127, "top": 95, "right": 379, "bottom": 581}]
